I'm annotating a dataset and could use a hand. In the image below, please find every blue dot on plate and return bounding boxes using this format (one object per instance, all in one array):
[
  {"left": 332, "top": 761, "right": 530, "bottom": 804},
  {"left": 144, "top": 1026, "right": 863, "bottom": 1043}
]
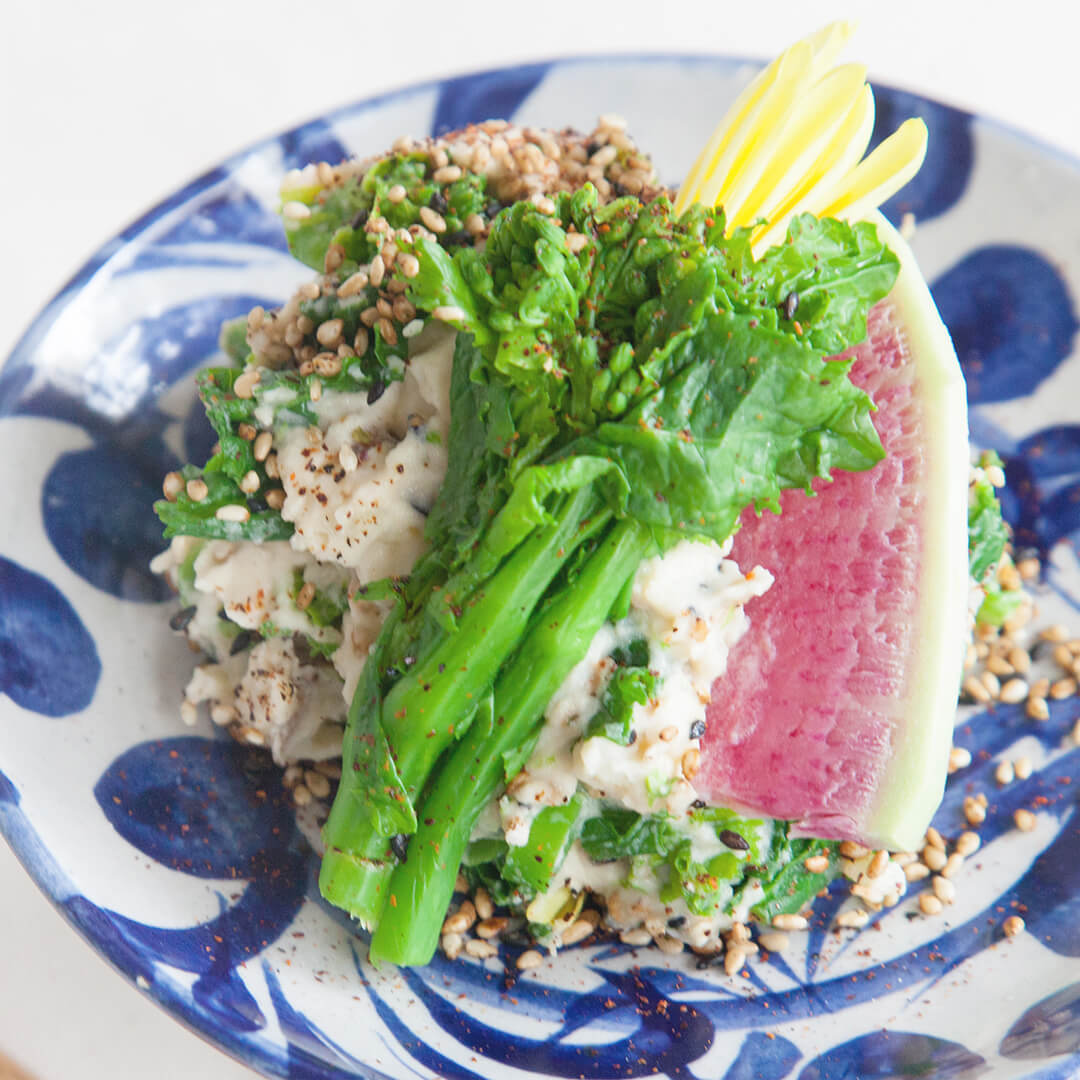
[
  {"left": 722, "top": 1031, "right": 802, "bottom": 1080},
  {"left": 1001, "top": 981, "right": 1080, "bottom": 1059},
  {"left": 278, "top": 119, "right": 348, "bottom": 172},
  {"left": 870, "top": 86, "right": 974, "bottom": 224},
  {"left": 798, "top": 1030, "right": 986, "bottom": 1079},
  {"left": 432, "top": 64, "right": 551, "bottom": 136},
  {"left": 42, "top": 438, "right": 179, "bottom": 603},
  {"left": 0, "top": 556, "right": 101, "bottom": 717},
  {"left": 933, "top": 245, "right": 1079, "bottom": 404}
]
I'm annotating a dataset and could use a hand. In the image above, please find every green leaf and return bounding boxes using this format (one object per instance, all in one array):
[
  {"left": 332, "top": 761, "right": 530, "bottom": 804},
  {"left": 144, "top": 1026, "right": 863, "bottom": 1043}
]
[
  {"left": 502, "top": 794, "right": 586, "bottom": 893},
  {"left": 584, "top": 655, "right": 658, "bottom": 746},
  {"left": 969, "top": 472, "right": 1010, "bottom": 583}
]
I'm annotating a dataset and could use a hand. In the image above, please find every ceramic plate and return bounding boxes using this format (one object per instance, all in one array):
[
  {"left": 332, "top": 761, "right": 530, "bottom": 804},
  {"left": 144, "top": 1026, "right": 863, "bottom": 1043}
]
[{"left": 2, "top": 55, "right": 1080, "bottom": 1080}]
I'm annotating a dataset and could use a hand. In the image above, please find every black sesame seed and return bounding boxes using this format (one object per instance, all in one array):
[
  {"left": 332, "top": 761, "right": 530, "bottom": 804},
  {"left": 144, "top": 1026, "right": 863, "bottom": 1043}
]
[
  {"left": 690, "top": 799, "right": 707, "bottom": 810},
  {"left": 689, "top": 720, "right": 706, "bottom": 740},
  {"left": 485, "top": 200, "right": 502, "bottom": 219},
  {"left": 429, "top": 190, "right": 448, "bottom": 215},
  {"left": 390, "top": 833, "right": 410, "bottom": 861},
  {"left": 350, "top": 208, "right": 369, "bottom": 230},
  {"left": 230, "top": 629, "right": 260, "bottom": 656},
  {"left": 366, "top": 378, "right": 386, "bottom": 405},
  {"left": 782, "top": 291, "right": 800, "bottom": 320},
  {"left": 718, "top": 829, "right": 750, "bottom": 851},
  {"left": 443, "top": 229, "right": 472, "bottom": 247},
  {"left": 169, "top": 605, "right": 197, "bottom": 632}
]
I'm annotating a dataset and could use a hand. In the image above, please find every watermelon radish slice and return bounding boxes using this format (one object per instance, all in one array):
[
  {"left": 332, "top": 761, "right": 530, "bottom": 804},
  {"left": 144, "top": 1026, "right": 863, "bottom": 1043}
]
[{"left": 699, "top": 214, "right": 969, "bottom": 853}]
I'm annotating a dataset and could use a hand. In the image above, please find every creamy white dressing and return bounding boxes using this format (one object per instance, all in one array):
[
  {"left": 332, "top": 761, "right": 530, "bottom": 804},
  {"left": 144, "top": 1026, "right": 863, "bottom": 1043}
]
[{"left": 488, "top": 537, "right": 774, "bottom": 945}]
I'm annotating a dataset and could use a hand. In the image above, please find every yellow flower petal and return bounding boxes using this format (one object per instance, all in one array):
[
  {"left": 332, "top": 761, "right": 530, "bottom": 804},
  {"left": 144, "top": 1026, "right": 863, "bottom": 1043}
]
[{"left": 676, "top": 22, "right": 927, "bottom": 251}]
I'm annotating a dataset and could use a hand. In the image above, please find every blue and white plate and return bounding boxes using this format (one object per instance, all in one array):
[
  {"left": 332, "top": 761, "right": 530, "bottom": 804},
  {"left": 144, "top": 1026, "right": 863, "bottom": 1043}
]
[{"left": 2, "top": 56, "right": 1079, "bottom": 1080}]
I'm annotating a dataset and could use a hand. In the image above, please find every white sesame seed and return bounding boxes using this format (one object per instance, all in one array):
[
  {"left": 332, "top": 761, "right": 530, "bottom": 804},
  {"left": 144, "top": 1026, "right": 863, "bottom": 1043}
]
[
  {"left": 162, "top": 471, "right": 184, "bottom": 501},
  {"left": 1041, "top": 624, "right": 1070, "bottom": 643},
  {"left": 442, "top": 932, "right": 463, "bottom": 960},
  {"left": 292, "top": 784, "right": 312, "bottom": 807},
  {"left": 419, "top": 206, "right": 447, "bottom": 233},
  {"left": 386, "top": 183, "right": 407, "bottom": 204},
  {"left": 369, "top": 254, "right": 386, "bottom": 287},
  {"left": 338, "top": 270, "right": 369, "bottom": 298},
  {"left": 804, "top": 854, "right": 829, "bottom": 874},
  {"left": 281, "top": 201, "right": 312, "bottom": 220},
  {"left": 233, "top": 369, "right": 260, "bottom": 399},
  {"left": 253, "top": 430, "right": 273, "bottom": 462},
  {"left": 215, "top": 503, "right": 250, "bottom": 523},
  {"left": 1051, "top": 677, "right": 1078, "bottom": 699},
  {"left": 433, "top": 164, "right": 463, "bottom": 184},
  {"left": 724, "top": 945, "right": 747, "bottom": 977},
  {"left": 465, "top": 939, "right": 498, "bottom": 960},
  {"left": 398, "top": 253, "right": 420, "bottom": 278},
  {"left": 1027, "top": 696, "right": 1050, "bottom": 721},
  {"left": 1014, "top": 808, "right": 1037, "bottom": 832},
  {"left": 948, "top": 746, "right": 972, "bottom": 772},
  {"left": 904, "top": 862, "right": 930, "bottom": 883},
  {"left": 758, "top": 931, "right": 789, "bottom": 952},
  {"left": 1000, "top": 678, "right": 1029, "bottom": 704},
  {"left": 561, "top": 918, "right": 593, "bottom": 946},
  {"left": 433, "top": 305, "right": 466, "bottom": 323},
  {"left": 402, "top": 318, "right": 425, "bottom": 339},
  {"left": 185, "top": 477, "right": 209, "bottom": 502},
  {"left": 239, "top": 470, "right": 261, "bottom": 494},
  {"left": 923, "top": 845, "right": 947, "bottom": 872},
  {"left": 995, "top": 759, "right": 1015, "bottom": 786},
  {"left": 771, "top": 913, "right": 808, "bottom": 932},
  {"left": 835, "top": 908, "right": 870, "bottom": 929},
  {"left": 619, "top": 928, "right": 652, "bottom": 946},
  {"left": 305, "top": 770, "right": 331, "bottom": 799},
  {"left": 265, "top": 489, "right": 285, "bottom": 510},
  {"left": 338, "top": 443, "right": 358, "bottom": 473},
  {"left": 180, "top": 700, "right": 198, "bottom": 726},
  {"left": 925, "top": 827, "right": 946, "bottom": 851}
]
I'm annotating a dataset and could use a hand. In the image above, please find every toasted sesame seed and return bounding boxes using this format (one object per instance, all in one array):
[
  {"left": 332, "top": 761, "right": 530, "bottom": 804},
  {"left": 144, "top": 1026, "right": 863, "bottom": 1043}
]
[
  {"left": 1003, "top": 915, "right": 1025, "bottom": 938},
  {"left": 443, "top": 901, "right": 476, "bottom": 936},
  {"left": 566, "top": 231, "right": 589, "bottom": 254},
  {"left": 840, "top": 841, "right": 869, "bottom": 859},
  {"left": 986, "top": 654, "right": 1014, "bottom": 677},
  {"left": 891, "top": 851, "right": 918, "bottom": 866},
  {"left": 353, "top": 328, "right": 370, "bottom": 355},
  {"left": 376, "top": 298, "right": 393, "bottom": 318},
  {"left": 923, "top": 845, "right": 947, "bottom": 872},
  {"left": 724, "top": 945, "right": 747, "bottom": 977},
  {"left": 215, "top": 503, "right": 250, "bottom": 523},
  {"left": 454, "top": 873, "right": 468, "bottom": 894},
  {"left": 925, "top": 827, "right": 946, "bottom": 851},
  {"left": 867, "top": 850, "right": 889, "bottom": 878},
  {"left": 995, "top": 759, "right": 1015, "bottom": 786},
  {"left": 804, "top": 854, "right": 830, "bottom": 874},
  {"left": 1030, "top": 676, "right": 1051, "bottom": 699},
  {"left": 1003, "top": 606, "right": 1032, "bottom": 634},
  {"left": 1027, "top": 696, "right": 1050, "bottom": 721},
  {"left": 338, "top": 443, "right": 358, "bottom": 473},
  {"left": 1051, "top": 677, "right": 1078, "bottom": 699},
  {"left": 905, "top": 862, "right": 931, "bottom": 883},
  {"left": 180, "top": 699, "right": 198, "bottom": 726},
  {"left": 465, "top": 212, "right": 486, "bottom": 235},
  {"left": 619, "top": 928, "right": 652, "bottom": 946},
  {"left": 476, "top": 917, "right": 509, "bottom": 939},
  {"left": 237, "top": 423, "right": 256, "bottom": 441},
  {"left": 239, "top": 470, "right": 261, "bottom": 494},
  {"left": 392, "top": 297, "right": 416, "bottom": 323},
  {"left": 465, "top": 939, "right": 498, "bottom": 960},
  {"left": 931, "top": 875, "right": 956, "bottom": 904},
  {"left": 386, "top": 183, "right": 407, "bottom": 204},
  {"left": 835, "top": 908, "right": 870, "bottom": 929},
  {"left": 1000, "top": 678, "right": 1029, "bottom": 704},
  {"left": 473, "top": 888, "right": 494, "bottom": 921},
  {"left": 590, "top": 144, "right": 618, "bottom": 168},
  {"left": 772, "top": 913, "right": 808, "bottom": 932},
  {"left": 324, "top": 243, "right": 345, "bottom": 274},
  {"left": 266, "top": 489, "right": 285, "bottom": 510},
  {"left": 316, "top": 318, "right": 344, "bottom": 348},
  {"left": 963, "top": 797, "right": 987, "bottom": 826},
  {"left": 516, "top": 949, "right": 543, "bottom": 970},
  {"left": 1042, "top": 624, "right": 1071, "bottom": 643},
  {"left": 433, "top": 165, "right": 463, "bottom": 183},
  {"left": 1008, "top": 647, "right": 1031, "bottom": 675},
  {"left": 1014, "top": 808, "right": 1037, "bottom": 832},
  {"left": 941, "top": 852, "right": 964, "bottom": 879},
  {"left": 398, "top": 253, "right": 420, "bottom": 278},
  {"left": 948, "top": 746, "right": 972, "bottom": 772},
  {"left": 305, "top": 770, "right": 331, "bottom": 799},
  {"left": 962, "top": 676, "right": 992, "bottom": 704},
  {"left": 758, "top": 931, "right": 789, "bottom": 952},
  {"left": 919, "top": 893, "right": 943, "bottom": 916},
  {"left": 292, "top": 783, "right": 312, "bottom": 807},
  {"left": 728, "top": 921, "right": 751, "bottom": 944},
  {"left": 338, "top": 270, "right": 369, "bottom": 298},
  {"left": 656, "top": 935, "right": 684, "bottom": 956},
  {"left": 282, "top": 200, "right": 312, "bottom": 220},
  {"left": 296, "top": 582, "right": 316, "bottom": 610},
  {"left": 681, "top": 748, "right": 701, "bottom": 780},
  {"left": 247, "top": 305, "right": 265, "bottom": 331},
  {"left": 442, "top": 932, "right": 463, "bottom": 960},
  {"left": 1018, "top": 557, "right": 1041, "bottom": 581},
  {"left": 299, "top": 282, "right": 321, "bottom": 301},
  {"left": 659, "top": 725, "right": 678, "bottom": 742},
  {"left": 561, "top": 918, "right": 594, "bottom": 946},
  {"left": 314, "top": 760, "right": 342, "bottom": 778},
  {"left": 360, "top": 306, "right": 379, "bottom": 327},
  {"left": 955, "top": 831, "right": 981, "bottom": 856},
  {"left": 234, "top": 369, "right": 260, "bottom": 399},
  {"left": 419, "top": 206, "right": 447, "bottom": 233},
  {"left": 309, "top": 377, "right": 322, "bottom": 402},
  {"left": 314, "top": 352, "right": 342, "bottom": 377},
  {"left": 377, "top": 318, "right": 398, "bottom": 346},
  {"left": 253, "top": 430, "right": 273, "bottom": 462},
  {"left": 186, "top": 477, "right": 209, "bottom": 501},
  {"left": 162, "top": 471, "right": 184, "bottom": 501},
  {"left": 980, "top": 670, "right": 1001, "bottom": 698},
  {"left": 531, "top": 193, "right": 556, "bottom": 215},
  {"left": 369, "top": 254, "right": 386, "bottom": 287}
]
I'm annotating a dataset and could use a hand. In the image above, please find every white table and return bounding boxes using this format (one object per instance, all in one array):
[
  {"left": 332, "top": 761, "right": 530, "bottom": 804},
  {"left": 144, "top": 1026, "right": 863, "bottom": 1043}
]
[{"left": 2, "top": 1, "right": 1078, "bottom": 1076}]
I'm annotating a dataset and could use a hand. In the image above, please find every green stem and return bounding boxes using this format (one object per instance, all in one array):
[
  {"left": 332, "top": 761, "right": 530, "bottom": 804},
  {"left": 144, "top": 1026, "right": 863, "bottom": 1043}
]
[
  {"left": 369, "top": 519, "right": 652, "bottom": 966},
  {"left": 319, "top": 486, "right": 607, "bottom": 924}
]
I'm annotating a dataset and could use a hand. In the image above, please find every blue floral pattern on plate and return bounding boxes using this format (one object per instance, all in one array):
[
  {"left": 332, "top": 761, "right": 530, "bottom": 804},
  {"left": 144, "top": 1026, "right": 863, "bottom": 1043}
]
[{"left": 1, "top": 56, "right": 1079, "bottom": 1079}]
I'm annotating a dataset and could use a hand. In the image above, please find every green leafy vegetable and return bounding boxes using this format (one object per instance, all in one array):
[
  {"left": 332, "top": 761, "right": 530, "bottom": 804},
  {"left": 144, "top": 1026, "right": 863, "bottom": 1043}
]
[{"left": 584, "top": 646, "right": 658, "bottom": 745}]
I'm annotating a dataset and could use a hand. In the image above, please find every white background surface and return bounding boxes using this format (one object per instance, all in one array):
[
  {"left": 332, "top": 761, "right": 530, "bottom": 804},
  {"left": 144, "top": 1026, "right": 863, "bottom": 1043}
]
[{"left": 1, "top": 1, "right": 1078, "bottom": 1077}]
